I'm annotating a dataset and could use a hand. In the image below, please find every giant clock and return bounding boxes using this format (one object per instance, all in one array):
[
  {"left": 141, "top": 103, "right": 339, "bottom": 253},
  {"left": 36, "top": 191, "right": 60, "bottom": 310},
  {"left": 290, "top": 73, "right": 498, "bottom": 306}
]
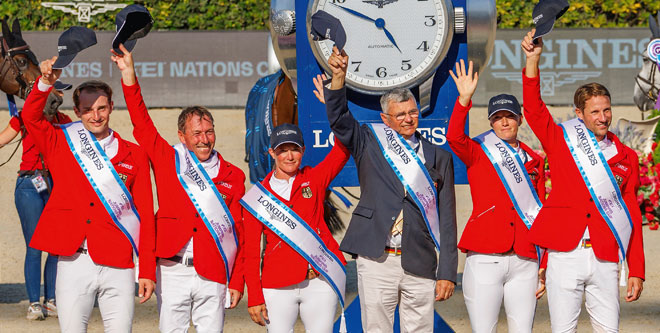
[
  {"left": 307, "top": 0, "right": 460, "bottom": 95},
  {"left": 268, "top": 0, "right": 497, "bottom": 187}
]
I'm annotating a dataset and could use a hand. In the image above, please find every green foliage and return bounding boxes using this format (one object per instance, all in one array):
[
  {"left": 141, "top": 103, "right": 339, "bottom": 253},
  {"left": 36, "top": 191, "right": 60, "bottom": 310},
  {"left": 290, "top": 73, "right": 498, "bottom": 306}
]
[
  {"left": 3, "top": 1, "right": 659, "bottom": 31},
  {"left": 497, "top": 0, "right": 660, "bottom": 28},
  {"left": 0, "top": 1, "right": 269, "bottom": 31}
]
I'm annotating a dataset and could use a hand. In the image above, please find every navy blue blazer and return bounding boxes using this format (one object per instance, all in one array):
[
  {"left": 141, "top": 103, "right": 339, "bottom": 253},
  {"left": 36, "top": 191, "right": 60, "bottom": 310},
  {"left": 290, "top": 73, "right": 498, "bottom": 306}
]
[{"left": 324, "top": 86, "right": 458, "bottom": 282}]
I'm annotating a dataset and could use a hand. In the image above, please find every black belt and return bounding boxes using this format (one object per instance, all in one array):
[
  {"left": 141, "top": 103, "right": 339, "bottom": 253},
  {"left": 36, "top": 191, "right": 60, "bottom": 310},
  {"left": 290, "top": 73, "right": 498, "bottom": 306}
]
[
  {"left": 163, "top": 255, "right": 194, "bottom": 266},
  {"left": 18, "top": 169, "right": 49, "bottom": 177}
]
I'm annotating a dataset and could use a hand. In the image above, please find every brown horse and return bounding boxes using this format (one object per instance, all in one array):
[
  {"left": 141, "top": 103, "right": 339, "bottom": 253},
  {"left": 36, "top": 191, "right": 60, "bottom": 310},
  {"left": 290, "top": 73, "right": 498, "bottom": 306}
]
[{"left": 0, "top": 18, "right": 41, "bottom": 100}]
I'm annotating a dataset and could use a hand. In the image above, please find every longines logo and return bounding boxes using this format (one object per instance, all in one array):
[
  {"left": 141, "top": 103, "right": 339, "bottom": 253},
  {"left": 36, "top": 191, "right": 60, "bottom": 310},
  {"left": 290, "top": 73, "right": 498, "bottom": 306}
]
[
  {"left": 488, "top": 36, "right": 651, "bottom": 96},
  {"left": 363, "top": 0, "right": 397, "bottom": 8},
  {"left": 491, "top": 71, "right": 602, "bottom": 97},
  {"left": 41, "top": 1, "right": 127, "bottom": 23}
]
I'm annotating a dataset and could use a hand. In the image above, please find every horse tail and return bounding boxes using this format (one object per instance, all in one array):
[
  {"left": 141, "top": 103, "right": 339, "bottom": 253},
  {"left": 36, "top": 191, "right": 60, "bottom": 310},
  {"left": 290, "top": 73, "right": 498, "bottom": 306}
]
[
  {"left": 244, "top": 70, "right": 281, "bottom": 183},
  {"left": 323, "top": 189, "right": 345, "bottom": 235}
]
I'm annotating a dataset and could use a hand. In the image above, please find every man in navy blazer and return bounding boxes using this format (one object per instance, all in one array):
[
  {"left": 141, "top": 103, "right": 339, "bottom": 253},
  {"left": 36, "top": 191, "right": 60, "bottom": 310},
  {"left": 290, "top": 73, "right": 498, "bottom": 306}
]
[{"left": 322, "top": 48, "right": 458, "bottom": 332}]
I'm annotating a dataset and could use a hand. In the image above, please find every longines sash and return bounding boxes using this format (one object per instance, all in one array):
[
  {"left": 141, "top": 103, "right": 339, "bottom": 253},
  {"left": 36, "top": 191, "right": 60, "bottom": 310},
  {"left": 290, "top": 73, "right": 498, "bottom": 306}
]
[
  {"left": 474, "top": 130, "right": 544, "bottom": 260},
  {"left": 240, "top": 182, "right": 347, "bottom": 330},
  {"left": 61, "top": 121, "right": 140, "bottom": 255},
  {"left": 367, "top": 123, "right": 442, "bottom": 252},
  {"left": 474, "top": 130, "right": 543, "bottom": 229},
  {"left": 174, "top": 143, "right": 238, "bottom": 281},
  {"left": 559, "top": 118, "right": 633, "bottom": 260}
]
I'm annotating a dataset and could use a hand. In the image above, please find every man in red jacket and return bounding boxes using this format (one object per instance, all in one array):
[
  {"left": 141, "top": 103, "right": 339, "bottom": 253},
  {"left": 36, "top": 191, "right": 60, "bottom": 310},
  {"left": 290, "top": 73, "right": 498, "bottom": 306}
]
[
  {"left": 522, "top": 30, "right": 644, "bottom": 332},
  {"left": 111, "top": 44, "right": 245, "bottom": 332},
  {"left": 28, "top": 57, "right": 155, "bottom": 332},
  {"left": 447, "top": 59, "right": 547, "bottom": 332}
]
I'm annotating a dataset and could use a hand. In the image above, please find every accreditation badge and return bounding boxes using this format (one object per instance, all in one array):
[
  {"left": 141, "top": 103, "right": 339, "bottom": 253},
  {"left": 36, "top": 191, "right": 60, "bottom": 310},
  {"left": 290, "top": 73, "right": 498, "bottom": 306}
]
[
  {"left": 529, "top": 170, "right": 538, "bottom": 182},
  {"left": 117, "top": 173, "right": 128, "bottom": 184},
  {"left": 615, "top": 174, "right": 623, "bottom": 187},
  {"left": 302, "top": 186, "right": 313, "bottom": 199}
]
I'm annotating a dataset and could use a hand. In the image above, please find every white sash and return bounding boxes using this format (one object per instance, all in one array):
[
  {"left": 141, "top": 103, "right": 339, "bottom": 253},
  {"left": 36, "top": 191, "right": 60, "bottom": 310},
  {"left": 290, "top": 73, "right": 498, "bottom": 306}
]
[
  {"left": 240, "top": 182, "right": 347, "bottom": 329},
  {"left": 474, "top": 130, "right": 543, "bottom": 229},
  {"left": 61, "top": 121, "right": 140, "bottom": 255},
  {"left": 174, "top": 143, "right": 238, "bottom": 280},
  {"left": 367, "top": 123, "right": 441, "bottom": 252},
  {"left": 474, "top": 130, "right": 544, "bottom": 260},
  {"left": 559, "top": 118, "right": 633, "bottom": 260}
]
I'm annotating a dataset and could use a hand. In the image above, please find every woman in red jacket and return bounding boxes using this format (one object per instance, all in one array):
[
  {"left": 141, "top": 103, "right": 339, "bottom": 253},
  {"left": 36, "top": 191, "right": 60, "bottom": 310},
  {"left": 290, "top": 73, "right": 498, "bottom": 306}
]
[
  {"left": 447, "top": 60, "right": 546, "bottom": 333},
  {"left": 0, "top": 82, "right": 71, "bottom": 320},
  {"left": 242, "top": 123, "right": 350, "bottom": 333}
]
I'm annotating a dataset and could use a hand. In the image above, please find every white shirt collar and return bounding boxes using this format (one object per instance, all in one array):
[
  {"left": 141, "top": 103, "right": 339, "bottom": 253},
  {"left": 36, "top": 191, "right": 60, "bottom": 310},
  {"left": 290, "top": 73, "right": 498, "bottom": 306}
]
[
  {"left": 599, "top": 135, "right": 618, "bottom": 161},
  {"left": 97, "top": 129, "right": 118, "bottom": 159},
  {"left": 199, "top": 151, "right": 220, "bottom": 178},
  {"left": 269, "top": 171, "right": 296, "bottom": 201}
]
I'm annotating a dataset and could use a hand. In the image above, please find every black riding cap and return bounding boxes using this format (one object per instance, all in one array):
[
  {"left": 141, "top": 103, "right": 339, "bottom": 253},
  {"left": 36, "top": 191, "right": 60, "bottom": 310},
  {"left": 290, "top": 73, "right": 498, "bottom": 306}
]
[
  {"left": 112, "top": 4, "right": 154, "bottom": 55},
  {"left": 52, "top": 26, "right": 97, "bottom": 69},
  {"left": 310, "top": 10, "right": 347, "bottom": 51},
  {"left": 532, "top": 0, "right": 569, "bottom": 41}
]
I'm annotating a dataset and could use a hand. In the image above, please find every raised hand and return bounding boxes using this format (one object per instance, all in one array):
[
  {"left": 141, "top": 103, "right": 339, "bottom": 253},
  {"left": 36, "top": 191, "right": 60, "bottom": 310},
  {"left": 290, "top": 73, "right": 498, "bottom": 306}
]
[
  {"left": 110, "top": 43, "right": 136, "bottom": 85},
  {"left": 313, "top": 73, "right": 328, "bottom": 104},
  {"left": 448, "top": 59, "right": 479, "bottom": 107},
  {"left": 39, "top": 56, "right": 61, "bottom": 86},
  {"left": 521, "top": 29, "right": 543, "bottom": 77},
  {"left": 328, "top": 46, "right": 348, "bottom": 90}
]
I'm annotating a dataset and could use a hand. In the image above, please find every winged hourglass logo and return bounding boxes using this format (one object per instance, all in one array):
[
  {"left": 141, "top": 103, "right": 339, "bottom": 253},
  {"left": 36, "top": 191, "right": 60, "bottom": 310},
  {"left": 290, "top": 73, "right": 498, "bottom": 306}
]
[
  {"left": 362, "top": 0, "right": 398, "bottom": 8},
  {"left": 41, "top": 1, "right": 127, "bottom": 23}
]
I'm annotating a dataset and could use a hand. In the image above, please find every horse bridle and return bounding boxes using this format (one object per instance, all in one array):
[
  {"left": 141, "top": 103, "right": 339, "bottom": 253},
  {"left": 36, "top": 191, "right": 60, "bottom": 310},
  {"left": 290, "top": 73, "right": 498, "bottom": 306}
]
[
  {"left": 0, "top": 35, "right": 36, "bottom": 100},
  {"left": 635, "top": 53, "right": 659, "bottom": 104}
]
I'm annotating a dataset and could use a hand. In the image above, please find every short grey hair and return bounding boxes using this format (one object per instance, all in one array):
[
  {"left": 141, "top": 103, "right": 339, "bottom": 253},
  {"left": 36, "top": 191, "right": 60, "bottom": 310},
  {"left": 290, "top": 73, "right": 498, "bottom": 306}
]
[{"left": 380, "top": 88, "right": 417, "bottom": 114}]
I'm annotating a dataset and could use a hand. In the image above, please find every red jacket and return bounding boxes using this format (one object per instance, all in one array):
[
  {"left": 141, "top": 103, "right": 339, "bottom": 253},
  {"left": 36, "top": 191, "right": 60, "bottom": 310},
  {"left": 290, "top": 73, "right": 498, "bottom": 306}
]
[
  {"left": 122, "top": 80, "right": 245, "bottom": 289},
  {"left": 448, "top": 98, "right": 546, "bottom": 260},
  {"left": 23, "top": 79, "right": 156, "bottom": 280},
  {"left": 243, "top": 141, "right": 350, "bottom": 307},
  {"left": 523, "top": 70, "right": 645, "bottom": 280}
]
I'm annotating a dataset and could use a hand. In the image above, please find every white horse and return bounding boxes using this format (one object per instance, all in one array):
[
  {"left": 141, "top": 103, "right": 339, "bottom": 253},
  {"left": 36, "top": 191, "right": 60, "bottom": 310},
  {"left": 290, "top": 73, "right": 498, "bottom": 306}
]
[{"left": 634, "top": 12, "right": 660, "bottom": 112}]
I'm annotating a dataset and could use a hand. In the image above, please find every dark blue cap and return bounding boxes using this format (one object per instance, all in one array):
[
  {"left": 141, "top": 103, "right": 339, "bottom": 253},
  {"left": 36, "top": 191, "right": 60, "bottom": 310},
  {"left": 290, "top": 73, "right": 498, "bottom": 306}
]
[
  {"left": 532, "top": 0, "right": 569, "bottom": 40},
  {"left": 488, "top": 94, "right": 521, "bottom": 119},
  {"left": 112, "top": 4, "right": 153, "bottom": 55},
  {"left": 310, "top": 10, "right": 347, "bottom": 51},
  {"left": 53, "top": 80, "right": 72, "bottom": 91},
  {"left": 52, "top": 26, "right": 97, "bottom": 69},
  {"left": 270, "top": 123, "right": 304, "bottom": 149}
]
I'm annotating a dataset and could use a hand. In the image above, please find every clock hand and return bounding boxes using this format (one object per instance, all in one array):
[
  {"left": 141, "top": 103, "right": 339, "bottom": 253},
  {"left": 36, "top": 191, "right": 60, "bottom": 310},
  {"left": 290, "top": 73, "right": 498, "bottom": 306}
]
[
  {"left": 379, "top": 22, "right": 402, "bottom": 53},
  {"left": 332, "top": 5, "right": 402, "bottom": 53},
  {"left": 331, "top": 4, "right": 376, "bottom": 23}
]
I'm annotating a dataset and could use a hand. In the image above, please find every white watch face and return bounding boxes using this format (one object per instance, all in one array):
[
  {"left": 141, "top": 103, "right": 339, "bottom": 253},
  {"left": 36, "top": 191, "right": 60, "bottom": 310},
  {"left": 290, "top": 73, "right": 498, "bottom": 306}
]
[{"left": 309, "top": 0, "right": 452, "bottom": 94}]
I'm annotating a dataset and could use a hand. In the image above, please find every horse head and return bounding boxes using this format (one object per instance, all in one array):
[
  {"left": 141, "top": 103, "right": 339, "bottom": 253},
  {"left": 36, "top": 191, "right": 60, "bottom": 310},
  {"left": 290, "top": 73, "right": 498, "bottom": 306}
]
[
  {"left": 0, "top": 18, "right": 41, "bottom": 100},
  {"left": 634, "top": 12, "right": 660, "bottom": 112}
]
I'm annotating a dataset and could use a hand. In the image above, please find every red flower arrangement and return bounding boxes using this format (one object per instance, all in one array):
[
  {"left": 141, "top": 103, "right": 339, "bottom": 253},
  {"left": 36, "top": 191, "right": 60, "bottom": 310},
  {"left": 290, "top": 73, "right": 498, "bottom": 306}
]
[
  {"left": 638, "top": 142, "right": 660, "bottom": 230},
  {"left": 534, "top": 150, "right": 552, "bottom": 200}
]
